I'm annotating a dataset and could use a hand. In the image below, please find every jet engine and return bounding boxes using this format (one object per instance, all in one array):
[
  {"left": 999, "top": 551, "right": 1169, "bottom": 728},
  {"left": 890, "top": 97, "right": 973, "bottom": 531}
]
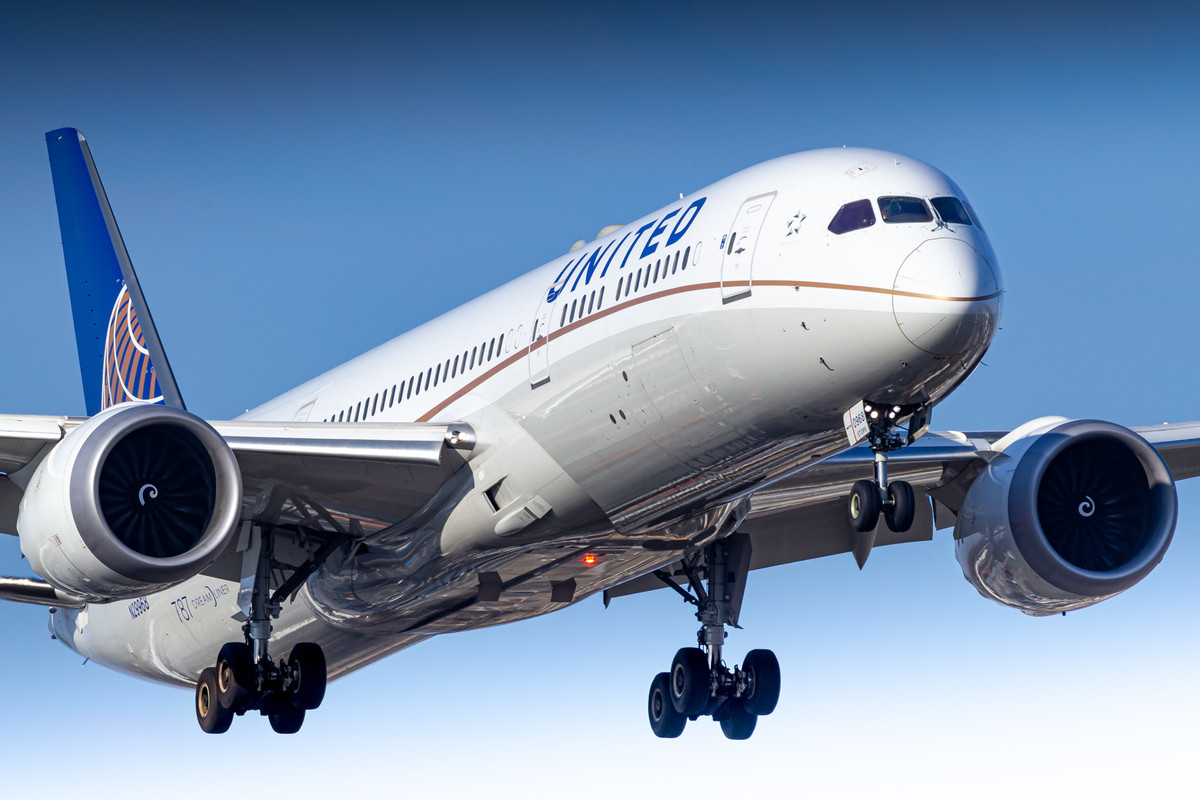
[
  {"left": 17, "top": 403, "right": 242, "bottom": 602},
  {"left": 954, "top": 418, "right": 1176, "bottom": 616}
]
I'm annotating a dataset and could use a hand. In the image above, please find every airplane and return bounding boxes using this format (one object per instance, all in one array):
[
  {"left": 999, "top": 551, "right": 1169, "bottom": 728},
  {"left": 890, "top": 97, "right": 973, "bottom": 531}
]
[{"left": 1, "top": 127, "right": 1194, "bottom": 739}]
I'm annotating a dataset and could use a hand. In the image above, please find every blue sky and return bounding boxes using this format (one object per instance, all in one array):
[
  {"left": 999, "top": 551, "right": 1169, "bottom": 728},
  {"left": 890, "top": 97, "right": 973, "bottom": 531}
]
[{"left": 2, "top": 2, "right": 1198, "bottom": 796}]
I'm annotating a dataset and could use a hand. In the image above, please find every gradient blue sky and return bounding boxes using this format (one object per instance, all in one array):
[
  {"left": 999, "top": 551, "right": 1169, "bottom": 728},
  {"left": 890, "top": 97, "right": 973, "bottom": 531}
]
[{"left": 2, "top": 2, "right": 1198, "bottom": 796}]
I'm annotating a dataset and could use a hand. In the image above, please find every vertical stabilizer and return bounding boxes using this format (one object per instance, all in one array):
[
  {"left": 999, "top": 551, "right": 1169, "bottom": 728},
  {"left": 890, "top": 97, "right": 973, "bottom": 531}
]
[{"left": 45, "top": 128, "right": 184, "bottom": 416}]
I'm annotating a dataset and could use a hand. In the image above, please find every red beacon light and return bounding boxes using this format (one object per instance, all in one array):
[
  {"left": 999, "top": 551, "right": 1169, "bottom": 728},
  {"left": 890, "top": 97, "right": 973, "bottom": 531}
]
[{"left": 583, "top": 553, "right": 598, "bottom": 566}]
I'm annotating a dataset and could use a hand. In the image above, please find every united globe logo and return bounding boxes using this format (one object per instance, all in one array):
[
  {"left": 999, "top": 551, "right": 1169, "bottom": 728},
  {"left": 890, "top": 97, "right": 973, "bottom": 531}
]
[{"left": 101, "top": 283, "right": 162, "bottom": 408}]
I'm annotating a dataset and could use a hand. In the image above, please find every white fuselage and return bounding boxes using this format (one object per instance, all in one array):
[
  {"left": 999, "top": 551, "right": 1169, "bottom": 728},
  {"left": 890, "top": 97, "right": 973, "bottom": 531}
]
[{"left": 52, "top": 148, "right": 1002, "bottom": 687}]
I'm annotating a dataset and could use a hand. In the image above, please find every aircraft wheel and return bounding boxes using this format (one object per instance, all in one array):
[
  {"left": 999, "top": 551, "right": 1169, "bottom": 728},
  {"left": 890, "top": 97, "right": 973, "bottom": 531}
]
[
  {"left": 216, "top": 642, "right": 254, "bottom": 713},
  {"left": 719, "top": 700, "right": 757, "bottom": 740},
  {"left": 268, "top": 702, "right": 306, "bottom": 734},
  {"left": 288, "top": 642, "right": 327, "bottom": 711},
  {"left": 884, "top": 480, "right": 915, "bottom": 533},
  {"left": 196, "top": 667, "right": 233, "bottom": 734},
  {"left": 648, "top": 672, "right": 686, "bottom": 738},
  {"left": 848, "top": 480, "right": 880, "bottom": 532},
  {"left": 669, "top": 647, "right": 710, "bottom": 717},
  {"left": 741, "top": 649, "right": 781, "bottom": 716}
]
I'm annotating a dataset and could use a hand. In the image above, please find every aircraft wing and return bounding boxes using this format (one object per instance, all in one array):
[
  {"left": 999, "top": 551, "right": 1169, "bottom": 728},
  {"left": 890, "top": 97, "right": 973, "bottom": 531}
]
[
  {"left": 0, "top": 414, "right": 475, "bottom": 543},
  {"left": 603, "top": 422, "right": 1200, "bottom": 602}
]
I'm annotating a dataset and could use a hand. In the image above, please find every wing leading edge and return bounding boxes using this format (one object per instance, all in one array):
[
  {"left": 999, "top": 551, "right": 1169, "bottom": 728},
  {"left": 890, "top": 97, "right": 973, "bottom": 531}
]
[
  {"left": 603, "top": 421, "right": 1200, "bottom": 603},
  {"left": 0, "top": 415, "right": 475, "bottom": 541}
]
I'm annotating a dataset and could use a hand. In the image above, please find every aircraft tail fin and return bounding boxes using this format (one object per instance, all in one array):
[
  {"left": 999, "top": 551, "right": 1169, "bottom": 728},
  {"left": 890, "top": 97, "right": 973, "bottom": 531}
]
[{"left": 45, "top": 128, "right": 184, "bottom": 416}]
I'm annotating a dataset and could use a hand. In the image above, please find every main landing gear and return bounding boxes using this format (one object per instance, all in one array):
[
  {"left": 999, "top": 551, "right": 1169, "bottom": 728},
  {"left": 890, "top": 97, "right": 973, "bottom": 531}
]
[
  {"left": 646, "top": 535, "right": 780, "bottom": 740},
  {"left": 847, "top": 403, "right": 920, "bottom": 535},
  {"left": 195, "top": 524, "right": 335, "bottom": 734}
]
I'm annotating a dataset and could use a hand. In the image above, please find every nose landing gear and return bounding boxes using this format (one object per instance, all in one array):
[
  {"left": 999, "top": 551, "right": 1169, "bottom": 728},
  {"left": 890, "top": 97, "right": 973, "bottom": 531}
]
[
  {"left": 645, "top": 535, "right": 781, "bottom": 740},
  {"left": 847, "top": 403, "right": 924, "bottom": 535}
]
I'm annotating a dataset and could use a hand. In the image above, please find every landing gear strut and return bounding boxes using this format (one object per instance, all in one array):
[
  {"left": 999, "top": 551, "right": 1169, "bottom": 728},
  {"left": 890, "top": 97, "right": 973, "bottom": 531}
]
[
  {"left": 646, "top": 535, "right": 780, "bottom": 740},
  {"left": 194, "top": 523, "right": 337, "bottom": 734},
  {"left": 847, "top": 402, "right": 922, "bottom": 534}
]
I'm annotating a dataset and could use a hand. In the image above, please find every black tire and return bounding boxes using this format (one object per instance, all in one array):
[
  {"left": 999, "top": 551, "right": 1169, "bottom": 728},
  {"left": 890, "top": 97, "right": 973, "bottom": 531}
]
[
  {"left": 647, "top": 672, "right": 686, "bottom": 738},
  {"left": 849, "top": 479, "right": 880, "bottom": 532},
  {"left": 719, "top": 700, "right": 757, "bottom": 740},
  {"left": 268, "top": 703, "right": 306, "bottom": 734},
  {"left": 196, "top": 667, "right": 233, "bottom": 734},
  {"left": 288, "top": 642, "right": 327, "bottom": 711},
  {"left": 669, "top": 647, "right": 710, "bottom": 717},
  {"left": 884, "top": 480, "right": 916, "bottom": 533},
  {"left": 741, "top": 649, "right": 781, "bottom": 716},
  {"left": 216, "top": 642, "right": 254, "bottom": 713}
]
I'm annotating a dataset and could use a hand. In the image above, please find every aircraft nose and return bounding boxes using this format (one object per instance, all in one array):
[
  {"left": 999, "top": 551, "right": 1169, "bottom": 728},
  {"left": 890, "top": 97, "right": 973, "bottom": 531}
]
[{"left": 892, "top": 237, "right": 1001, "bottom": 357}]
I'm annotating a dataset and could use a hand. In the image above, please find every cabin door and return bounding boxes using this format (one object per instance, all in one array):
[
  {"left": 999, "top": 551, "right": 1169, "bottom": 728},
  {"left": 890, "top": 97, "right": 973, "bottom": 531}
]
[{"left": 720, "top": 192, "right": 775, "bottom": 301}]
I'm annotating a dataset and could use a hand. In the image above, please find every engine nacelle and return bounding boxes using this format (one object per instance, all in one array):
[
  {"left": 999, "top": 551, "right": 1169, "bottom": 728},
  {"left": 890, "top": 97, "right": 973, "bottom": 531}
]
[
  {"left": 954, "top": 418, "right": 1176, "bottom": 616},
  {"left": 17, "top": 403, "right": 242, "bottom": 602}
]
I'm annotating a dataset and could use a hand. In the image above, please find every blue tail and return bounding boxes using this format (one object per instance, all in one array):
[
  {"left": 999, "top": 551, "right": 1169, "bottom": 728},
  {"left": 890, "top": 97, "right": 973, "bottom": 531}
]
[{"left": 45, "top": 128, "right": 184, "bottom": 416}]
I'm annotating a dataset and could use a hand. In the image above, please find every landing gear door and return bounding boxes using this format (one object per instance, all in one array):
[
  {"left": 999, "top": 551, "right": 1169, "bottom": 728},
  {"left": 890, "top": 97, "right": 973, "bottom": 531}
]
[{"left": 720, "top": 192, "right": 776, "bottom": 301}]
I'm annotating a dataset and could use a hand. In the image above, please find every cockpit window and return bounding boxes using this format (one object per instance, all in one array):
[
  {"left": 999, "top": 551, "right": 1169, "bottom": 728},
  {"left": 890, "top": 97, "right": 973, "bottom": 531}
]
[
  {"left": 878, "top": 196, "right": 932, "bottom": 223},
  {"left": 963, "top": 201, "right": 985, "bottom": 230},
  {"left": 828, "top": 199, "right": 875, "bottom": 234},
  {"left": 930, "top": 196, "right": 972, "bottom": 225}
]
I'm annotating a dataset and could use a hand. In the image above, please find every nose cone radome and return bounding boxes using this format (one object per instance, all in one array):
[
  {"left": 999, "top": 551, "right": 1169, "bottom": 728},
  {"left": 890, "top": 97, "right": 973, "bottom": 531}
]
[{"left": 892, "top": 238, "right": 1001, "bottom": 357}]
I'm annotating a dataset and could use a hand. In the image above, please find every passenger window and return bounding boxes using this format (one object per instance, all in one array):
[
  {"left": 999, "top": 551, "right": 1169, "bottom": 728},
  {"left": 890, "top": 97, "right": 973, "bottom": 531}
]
[
  {"left": 598, "top": 286, "right": 605, "bottom": 308},
  {"left": 930, "top": 197, "right": 972, "bottom": 225},
  {"left": 498, "top": 334, "right": 505, "bottom": 353},
  {"left": 682, "top": 246, "right": 690, "bottom": 269},
  {"left": 828, "top": 199, "right": 875, "bottom": 234},
  {"left": 878, "top": 196, "right": 932, "bottom": 224},
  {"left": 617, "top": 277, "right": 623, "bottom": 298}
]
